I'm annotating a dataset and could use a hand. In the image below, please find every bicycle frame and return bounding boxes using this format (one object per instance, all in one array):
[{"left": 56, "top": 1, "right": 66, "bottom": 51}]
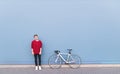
[{"left": 55, "top": 53, "right": 74, "bottom": 64}]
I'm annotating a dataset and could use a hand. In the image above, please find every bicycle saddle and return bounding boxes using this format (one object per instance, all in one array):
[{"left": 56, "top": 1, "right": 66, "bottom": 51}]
[{"left": 54, "top": 50, "right": 60, "bottom": 54}]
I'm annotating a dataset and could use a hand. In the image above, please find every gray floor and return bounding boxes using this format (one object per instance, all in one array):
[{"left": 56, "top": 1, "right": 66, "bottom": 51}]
[{"left": 0, "top": 67, "right": 120, "bottom": 74}]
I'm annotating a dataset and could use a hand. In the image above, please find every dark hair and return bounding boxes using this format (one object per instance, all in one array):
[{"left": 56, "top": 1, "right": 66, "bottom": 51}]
[{"left": 34, "top": 34, "right": 38, "bottom": 37}]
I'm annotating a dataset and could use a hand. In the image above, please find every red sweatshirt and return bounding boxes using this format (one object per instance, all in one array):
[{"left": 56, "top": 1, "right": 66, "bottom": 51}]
[{"left": 31, "top": 40, "right": 42, "bottom": 54}]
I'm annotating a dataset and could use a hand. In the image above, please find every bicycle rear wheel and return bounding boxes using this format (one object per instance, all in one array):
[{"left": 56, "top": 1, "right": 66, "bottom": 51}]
[
  {"left": 48, "top": 54, "right": 62, "bottom": 69},
  {"left": 68, "top": 54, "right": 82, "bottom": 69}
]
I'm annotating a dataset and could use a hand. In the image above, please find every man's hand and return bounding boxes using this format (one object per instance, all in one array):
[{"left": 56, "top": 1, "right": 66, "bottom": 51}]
[
  {"left": 32, "top": 51, "right": 34, "bottom": 55},
  {"left": 39, "top": 51, "right": 41, "bottom": 55}
]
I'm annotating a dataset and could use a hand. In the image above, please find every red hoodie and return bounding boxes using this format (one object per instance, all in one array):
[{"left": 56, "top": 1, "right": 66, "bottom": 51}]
[{"left": 31, "top": 40, "right": 42, "bottom": 54}]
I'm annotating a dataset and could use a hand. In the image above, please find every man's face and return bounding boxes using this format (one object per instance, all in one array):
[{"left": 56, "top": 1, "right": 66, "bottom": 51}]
[{"left": 34, "top": 36, "right": 39, "bottom": 40}]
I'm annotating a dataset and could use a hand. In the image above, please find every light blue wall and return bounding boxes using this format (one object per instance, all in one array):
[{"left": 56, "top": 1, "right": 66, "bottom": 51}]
[{"left": 0, "top": 0, "right": 120, "bottom": 64}]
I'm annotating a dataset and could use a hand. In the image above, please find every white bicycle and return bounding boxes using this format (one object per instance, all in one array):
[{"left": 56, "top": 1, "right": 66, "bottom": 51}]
[{"left": 48, "top": 49, "right": 82, "bottom": 69}]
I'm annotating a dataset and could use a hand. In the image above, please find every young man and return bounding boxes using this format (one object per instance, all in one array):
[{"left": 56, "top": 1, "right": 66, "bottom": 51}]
[{"left": 31, "top": 34, "right": 42, "bottom": 70}]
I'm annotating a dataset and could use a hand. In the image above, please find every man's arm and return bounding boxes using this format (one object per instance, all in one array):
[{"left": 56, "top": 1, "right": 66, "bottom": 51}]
[
  {"left": 39, "top": 48, "right": 42, "bottom": 55},
  {"left": 31, "top": 41, "right": 34, "bottom": 55},
  {"left": 32, "top": 49, "right": 34, "bottom": 55},
  {"left": 39, "top": 40, "right": 42, "bottom": 55}
]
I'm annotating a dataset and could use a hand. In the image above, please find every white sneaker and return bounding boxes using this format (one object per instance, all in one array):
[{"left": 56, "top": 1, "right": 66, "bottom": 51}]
[
  {"left": 35, "top": 66, "right": 38, "bottom": 70},
  {"left": 39, "top": 66, "right": 42, "bottom": 70}
]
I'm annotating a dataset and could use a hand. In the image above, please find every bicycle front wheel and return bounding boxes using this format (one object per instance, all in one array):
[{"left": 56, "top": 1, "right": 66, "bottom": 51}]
[
  {"left": 48, "top": 54, "right": 62, "bottom": 69},
  {"left": 68, "top": 54, "right": 82, "bottom": 69}
]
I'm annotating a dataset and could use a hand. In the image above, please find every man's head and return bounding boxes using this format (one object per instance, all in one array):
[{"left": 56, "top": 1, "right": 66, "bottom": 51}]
[{"left": 34, "top": 34, "right": 39, "bottom": 40}]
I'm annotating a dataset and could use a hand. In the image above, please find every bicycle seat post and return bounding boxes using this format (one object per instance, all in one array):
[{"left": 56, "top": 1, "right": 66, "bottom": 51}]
[{"left": 67, "top": 49, "right": 72, "bottom": 54}]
